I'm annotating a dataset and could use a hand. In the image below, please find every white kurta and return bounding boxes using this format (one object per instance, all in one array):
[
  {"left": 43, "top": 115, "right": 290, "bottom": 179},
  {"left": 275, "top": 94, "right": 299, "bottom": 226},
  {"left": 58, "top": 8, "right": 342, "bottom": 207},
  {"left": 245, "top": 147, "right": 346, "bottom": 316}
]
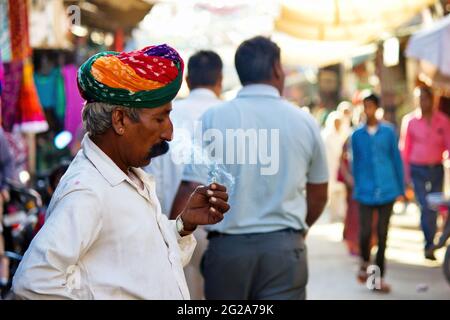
[{"left": 12, "top": 135, "right": 196, "bottom": 300}]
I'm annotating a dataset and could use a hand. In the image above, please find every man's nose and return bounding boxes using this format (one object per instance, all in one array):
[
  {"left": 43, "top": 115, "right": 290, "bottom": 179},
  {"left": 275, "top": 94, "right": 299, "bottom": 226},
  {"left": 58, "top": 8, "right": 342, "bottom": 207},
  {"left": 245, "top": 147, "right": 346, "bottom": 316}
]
[{"left": 161, "top": 119, "right": 173, "bottom": 141}]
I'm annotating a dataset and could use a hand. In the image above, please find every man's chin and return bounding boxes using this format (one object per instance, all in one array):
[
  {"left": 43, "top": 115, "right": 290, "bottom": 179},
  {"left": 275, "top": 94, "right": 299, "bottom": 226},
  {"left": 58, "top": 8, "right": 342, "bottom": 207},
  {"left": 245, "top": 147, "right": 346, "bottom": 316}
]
[{"left": 142, "top": 158, "right": 152, "bottom": 167}]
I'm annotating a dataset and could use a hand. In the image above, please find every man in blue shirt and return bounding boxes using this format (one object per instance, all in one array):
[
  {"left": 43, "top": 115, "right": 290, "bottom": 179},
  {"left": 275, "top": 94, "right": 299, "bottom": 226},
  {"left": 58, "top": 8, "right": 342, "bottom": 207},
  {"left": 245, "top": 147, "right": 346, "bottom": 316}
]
[
  {"left": 171, "top": 36, "right": 328, "bottom": 300},
  {"left": 351, "top": 93, "right": 404, "bottom": 293}
]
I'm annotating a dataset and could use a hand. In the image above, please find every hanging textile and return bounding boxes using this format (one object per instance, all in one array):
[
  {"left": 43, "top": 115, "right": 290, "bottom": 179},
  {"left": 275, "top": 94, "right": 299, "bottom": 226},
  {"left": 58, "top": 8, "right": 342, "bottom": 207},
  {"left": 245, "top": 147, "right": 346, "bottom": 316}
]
[
  {"left": 0, "top": 0, "right": 12, "bottom": 63},
  {"left": 55, "top": 67, "right": 66, "bottom": 122},
  {"left": 62, "top": 64, "right": 84, "bottom": 141},
  {"left": 4, "top": 130, "right": 28, "bottom": 177},
  {"left": 34, "top": 68, "right": 59, "bottom": 109},
  {"left": 9, "top": 0, "right": 31, "bottom": 62},
  {"left": 0, "top": 49, "right": 4, "bottom": 94},
  {"left": 14, "top": 60, "right": 48, "bottom": 133},
  {"left": 1, "top": 61, "right": 23, "bottom": 131}
]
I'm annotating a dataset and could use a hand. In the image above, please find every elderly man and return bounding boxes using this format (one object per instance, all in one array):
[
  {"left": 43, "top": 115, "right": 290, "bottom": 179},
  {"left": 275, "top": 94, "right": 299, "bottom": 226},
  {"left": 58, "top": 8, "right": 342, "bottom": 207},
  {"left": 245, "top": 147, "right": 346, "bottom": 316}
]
[{"left": 12, "top": 44, "right": 230, "bottom": 300}]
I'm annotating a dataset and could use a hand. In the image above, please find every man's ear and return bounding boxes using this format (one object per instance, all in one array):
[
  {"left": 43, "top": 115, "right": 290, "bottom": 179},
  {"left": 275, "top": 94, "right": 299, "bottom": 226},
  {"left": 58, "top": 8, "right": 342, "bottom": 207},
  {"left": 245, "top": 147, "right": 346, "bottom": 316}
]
[
  {"left": 111, "top": 108, "right": 126, "bottom": 135},
  {"left": 186, "top": 76, "right": 192, "bottom": 91},
  {"left": 273, "top": 60, "right": 283, "bottom": 81}
]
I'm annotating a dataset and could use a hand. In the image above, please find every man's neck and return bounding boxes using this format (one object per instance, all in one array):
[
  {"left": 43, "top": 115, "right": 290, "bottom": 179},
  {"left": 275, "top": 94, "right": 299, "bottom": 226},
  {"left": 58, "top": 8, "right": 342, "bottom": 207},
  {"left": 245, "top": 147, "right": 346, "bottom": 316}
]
[
  {"left": 91, "top": 133, "right": 129, "bottom": 174},
  {"left": 421, "top": 109, "right": 433, "bottom": 120},
  {"left": 190, "top": 86, "right": 220, "bottom": 98},
  {"left": 366, "top": 118, "right": 378, "bottom": 127}
]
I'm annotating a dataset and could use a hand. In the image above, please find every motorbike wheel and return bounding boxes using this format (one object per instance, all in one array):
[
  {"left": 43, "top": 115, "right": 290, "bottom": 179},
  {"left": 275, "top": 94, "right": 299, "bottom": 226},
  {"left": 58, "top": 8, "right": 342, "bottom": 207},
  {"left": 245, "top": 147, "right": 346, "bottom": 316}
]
[{"left": 444, "top": 245, "right": 450, "bottom": 285}]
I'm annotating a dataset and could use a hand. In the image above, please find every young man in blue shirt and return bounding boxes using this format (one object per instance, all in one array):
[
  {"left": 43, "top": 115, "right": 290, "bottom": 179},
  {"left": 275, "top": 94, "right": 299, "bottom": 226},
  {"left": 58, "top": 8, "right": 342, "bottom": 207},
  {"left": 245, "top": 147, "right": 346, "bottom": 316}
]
[{"left": 351, "top": 93, "right": 404, "bottom": 293}]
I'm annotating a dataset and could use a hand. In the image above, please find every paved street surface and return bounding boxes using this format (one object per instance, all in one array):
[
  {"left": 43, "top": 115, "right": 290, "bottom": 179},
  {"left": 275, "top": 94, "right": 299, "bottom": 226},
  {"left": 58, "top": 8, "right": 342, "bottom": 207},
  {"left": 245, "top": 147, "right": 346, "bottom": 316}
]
[{"left": 306, "top": 204, "right": 450, "bottom": 299}]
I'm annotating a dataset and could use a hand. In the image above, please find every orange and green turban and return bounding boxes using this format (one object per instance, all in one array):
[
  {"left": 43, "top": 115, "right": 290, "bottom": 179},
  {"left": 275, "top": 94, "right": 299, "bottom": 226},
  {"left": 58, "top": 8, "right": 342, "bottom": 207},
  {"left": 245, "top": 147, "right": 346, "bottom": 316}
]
[{"left": 77, "top": 44, "right": 184, "bottom": 108}]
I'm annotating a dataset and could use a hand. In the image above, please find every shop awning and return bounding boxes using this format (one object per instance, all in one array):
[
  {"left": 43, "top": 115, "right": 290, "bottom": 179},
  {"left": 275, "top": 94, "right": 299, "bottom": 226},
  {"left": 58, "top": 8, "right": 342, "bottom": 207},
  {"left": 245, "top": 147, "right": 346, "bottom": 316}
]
[
  {"left": 275, "top": 0, "right": 438, "bottom": 43},
  {"left": 64, "top": 0, "right": 153, "bottom": 33},
  {"left": 406, "top": 15, "right": 450, "bottom": 95}
]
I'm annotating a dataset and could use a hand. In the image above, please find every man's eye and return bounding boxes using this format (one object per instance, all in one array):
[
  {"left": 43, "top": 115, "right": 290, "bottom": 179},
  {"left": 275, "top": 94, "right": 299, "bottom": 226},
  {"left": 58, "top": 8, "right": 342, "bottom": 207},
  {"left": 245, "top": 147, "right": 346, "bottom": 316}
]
[{"left": 156, "top": 118, "right": 164, "bottom": 123}]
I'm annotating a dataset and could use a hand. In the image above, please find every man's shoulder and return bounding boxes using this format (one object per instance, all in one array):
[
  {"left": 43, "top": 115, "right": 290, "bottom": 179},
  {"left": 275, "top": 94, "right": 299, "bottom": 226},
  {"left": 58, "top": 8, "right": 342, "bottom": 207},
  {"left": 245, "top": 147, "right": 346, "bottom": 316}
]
[
  {"left": 379, "top": 121, "right": 396, "bottom": 131},
  {"left": 436, "top": 110, "right": 450, "bottom": 123},
  {"left": 402, "top": 110, "right": 419, "bottom": 123},
  {"left": 352, "top": 125, "right": 366, "bottom": 136},
  {"left": 199, "top": 99, "right": 234, "bottom": 119},
  {"left": 54, "top": 154, "right": 108, "bottom": 199}
]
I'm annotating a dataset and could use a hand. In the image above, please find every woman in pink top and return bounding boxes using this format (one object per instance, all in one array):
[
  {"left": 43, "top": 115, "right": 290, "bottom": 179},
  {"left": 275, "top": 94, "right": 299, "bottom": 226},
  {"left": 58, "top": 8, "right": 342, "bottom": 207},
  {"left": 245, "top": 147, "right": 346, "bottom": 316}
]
[{"left": 400, "top": 86, "right": 450, "bottom": 260}]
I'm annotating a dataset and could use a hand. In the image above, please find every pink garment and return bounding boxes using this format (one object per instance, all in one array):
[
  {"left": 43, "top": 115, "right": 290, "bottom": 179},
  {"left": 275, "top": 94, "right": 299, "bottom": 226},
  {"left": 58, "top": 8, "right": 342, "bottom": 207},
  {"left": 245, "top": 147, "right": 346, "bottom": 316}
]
[
  {"left": 62, "top": 64, "right": 84, "bottom": 142},
  {"left": 400, "top": 110, "right": 450, "bottom": 182}
]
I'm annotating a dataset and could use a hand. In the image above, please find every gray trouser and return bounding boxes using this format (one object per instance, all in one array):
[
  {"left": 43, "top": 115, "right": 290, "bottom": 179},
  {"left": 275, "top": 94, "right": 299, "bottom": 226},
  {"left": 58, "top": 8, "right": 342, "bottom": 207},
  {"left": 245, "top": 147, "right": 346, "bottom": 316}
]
[{"left": 201, "top": 228, "right": 308, "bottom": 300}]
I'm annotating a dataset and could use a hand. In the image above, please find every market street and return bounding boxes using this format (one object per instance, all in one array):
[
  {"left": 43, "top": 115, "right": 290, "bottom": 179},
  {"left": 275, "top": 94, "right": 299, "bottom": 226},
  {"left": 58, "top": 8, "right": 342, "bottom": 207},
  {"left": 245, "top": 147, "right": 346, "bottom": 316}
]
[{"left": 307, "top": 207, "right": 450, "bottom": 299}]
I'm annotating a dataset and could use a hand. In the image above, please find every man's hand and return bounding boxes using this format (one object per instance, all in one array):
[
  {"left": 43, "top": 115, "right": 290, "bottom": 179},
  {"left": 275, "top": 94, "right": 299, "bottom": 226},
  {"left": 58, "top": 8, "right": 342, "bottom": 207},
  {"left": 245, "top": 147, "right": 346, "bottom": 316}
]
[{"left": 179, "top": 183, "right": 230, "bottom": 233}]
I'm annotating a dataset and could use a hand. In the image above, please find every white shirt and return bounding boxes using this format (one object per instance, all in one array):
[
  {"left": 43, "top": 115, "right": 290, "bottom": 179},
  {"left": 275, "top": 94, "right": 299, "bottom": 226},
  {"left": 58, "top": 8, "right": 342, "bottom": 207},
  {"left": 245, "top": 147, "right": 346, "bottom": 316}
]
[
  {"left": 144, "top": 88, "right": 221, "bottom": 215},
  {"left": 12, "top": 135, "right": 196, "bottom": 300},
  {"left": 367, "top": 125, "right": 378, "bottom": 135},
  {"left": 321, "top": 127, "right": 346, "bottom": 187}
]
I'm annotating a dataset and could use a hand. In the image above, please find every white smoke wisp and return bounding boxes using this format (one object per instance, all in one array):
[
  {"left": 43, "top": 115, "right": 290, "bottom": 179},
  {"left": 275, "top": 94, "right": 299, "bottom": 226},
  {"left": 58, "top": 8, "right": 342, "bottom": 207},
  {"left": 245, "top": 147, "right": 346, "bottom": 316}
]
[{"left": 170, "top": 130, "right": 235, "bottom": 195}]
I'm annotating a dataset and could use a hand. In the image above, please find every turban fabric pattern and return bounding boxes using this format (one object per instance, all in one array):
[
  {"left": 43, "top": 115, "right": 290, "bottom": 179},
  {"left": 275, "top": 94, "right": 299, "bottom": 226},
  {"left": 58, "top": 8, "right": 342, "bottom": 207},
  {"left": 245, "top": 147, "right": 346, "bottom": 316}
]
[{"left": 77, "top": 44, "right": 184, "bottom": 108}]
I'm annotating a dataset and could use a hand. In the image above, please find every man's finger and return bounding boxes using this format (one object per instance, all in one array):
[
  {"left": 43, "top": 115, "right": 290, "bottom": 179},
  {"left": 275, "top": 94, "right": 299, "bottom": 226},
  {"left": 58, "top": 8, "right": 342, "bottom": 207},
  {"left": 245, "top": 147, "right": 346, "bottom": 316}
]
[
  {"left": 209, "top": 198, "right": 230, "bottom": 213},
  {"left": 209, "top": 207, "right": 224, "bottom": 223},
  {"left": 206, "top": 190, "right": 228, "bottom": 202},
  {"left": 209, "top": 183, "right": 227, "bottom": 192}
]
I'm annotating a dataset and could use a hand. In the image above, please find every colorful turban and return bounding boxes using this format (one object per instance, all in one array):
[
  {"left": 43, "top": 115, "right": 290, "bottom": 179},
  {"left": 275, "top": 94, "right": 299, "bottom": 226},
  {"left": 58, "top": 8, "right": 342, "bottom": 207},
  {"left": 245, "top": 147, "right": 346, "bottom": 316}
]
[{"left": 77, "top": 44, "right": 184, "bottom": 108}]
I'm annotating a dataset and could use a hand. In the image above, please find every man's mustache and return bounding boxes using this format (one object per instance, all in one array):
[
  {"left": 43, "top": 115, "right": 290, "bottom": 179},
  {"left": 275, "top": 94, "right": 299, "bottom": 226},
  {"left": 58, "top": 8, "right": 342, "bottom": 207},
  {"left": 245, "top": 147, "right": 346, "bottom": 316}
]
[{"left": 149, "top": 141, "right": 169, "bottom": 159}]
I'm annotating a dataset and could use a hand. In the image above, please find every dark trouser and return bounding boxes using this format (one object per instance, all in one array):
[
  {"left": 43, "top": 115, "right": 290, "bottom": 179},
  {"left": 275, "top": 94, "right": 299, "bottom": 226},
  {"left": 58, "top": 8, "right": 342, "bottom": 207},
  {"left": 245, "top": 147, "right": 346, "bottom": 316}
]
[
  {"left": 359, "top": 202, "right": 394, "bottom": 277},
  {"left": 410, "top": 164, "right": 444, "bottom": 250},
  {"left": 201, "top": 228, "right": 307, "bottom": 300}
]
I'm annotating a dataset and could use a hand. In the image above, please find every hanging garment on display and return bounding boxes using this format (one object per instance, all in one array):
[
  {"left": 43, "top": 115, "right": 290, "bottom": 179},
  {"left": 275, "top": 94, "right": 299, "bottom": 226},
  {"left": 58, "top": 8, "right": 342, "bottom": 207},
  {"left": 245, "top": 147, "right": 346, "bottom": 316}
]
[
  {"left": 9, "top": 0, "right": 31, "bottom": 61},
  {"left": 14, "top": 60, "right": 48, "bottom": 133},
  {"left": 1, "top": 61, "right": 23, "bottom": 131},
  {"left": 0, "top": 0, "right": 12, "bottom": 63},
  {"left": 62, "top": 64, "right": 84, "bottom": 142},
  {"left": 0, "top": 50, "right": 4, "bottom": 94},
  {"left": 55, "top": 67, "right": 66, "bottom": 122},
  {"left": 33, "top": 68, "right": 59, "bottom": 110}
]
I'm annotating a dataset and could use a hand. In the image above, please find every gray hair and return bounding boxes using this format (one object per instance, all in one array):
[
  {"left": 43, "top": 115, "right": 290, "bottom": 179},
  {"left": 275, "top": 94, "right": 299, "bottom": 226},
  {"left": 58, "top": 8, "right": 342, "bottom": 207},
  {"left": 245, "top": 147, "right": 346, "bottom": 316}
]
[{"left": 82, "top": 102, "right": 141, "bottom": 136}]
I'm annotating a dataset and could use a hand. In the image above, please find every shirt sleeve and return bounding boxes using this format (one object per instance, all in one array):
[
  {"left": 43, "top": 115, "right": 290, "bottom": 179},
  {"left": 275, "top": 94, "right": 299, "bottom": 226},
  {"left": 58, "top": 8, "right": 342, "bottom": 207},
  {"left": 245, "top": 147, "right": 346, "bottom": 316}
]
[
  {"left": 444, "top": 114, "right": 450, "bottom": 153},
  {"left": 12, "top": 188, "right": 103, "bottom": 300},
  {"left": 350, "top": 133, "right": 361, "bottom": 190},
  {"left": 399, "top": 116, "right": 412, "bottom": 184},
  {"left": 307, "top": 120, "right": 329, "bottom": 184},
  {"left": 391, "top": 129, "right": 405, "bottom": 196}
]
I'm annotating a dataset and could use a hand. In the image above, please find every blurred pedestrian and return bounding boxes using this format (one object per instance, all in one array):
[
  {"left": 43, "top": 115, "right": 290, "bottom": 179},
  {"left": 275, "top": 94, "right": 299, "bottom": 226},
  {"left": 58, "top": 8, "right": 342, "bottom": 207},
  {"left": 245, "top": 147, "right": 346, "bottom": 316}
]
[
  {"left": 351, "top": 93, "right": 404, "bottom": 293},
  {"left": 145, "top": 50, "right": 223, "bottom": 300},
  {"left": 322, "top": 111, "right": 347, "bottom": 222},
  {"left": 399, "top": 85, "right": 450, "bottom": 260},
  {"left": 337, "top": 101, "right": 354, "bottom": 139},
  {"left": 172, "top": 36, "right": 328, "bottom": 300}
]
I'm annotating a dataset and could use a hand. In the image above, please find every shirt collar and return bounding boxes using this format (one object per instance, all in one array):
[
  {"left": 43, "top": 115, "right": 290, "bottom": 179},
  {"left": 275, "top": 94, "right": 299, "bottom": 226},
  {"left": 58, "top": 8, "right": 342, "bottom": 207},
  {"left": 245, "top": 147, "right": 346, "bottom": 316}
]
[
  {"left": 188, "top": 88, "right": 218, "bottom": 99},
  {"left": 237, "top": 84, "right": 280, "bottom": 98},
  {"left": 82, "top": 134, "right": 128, "bottom": 187}
]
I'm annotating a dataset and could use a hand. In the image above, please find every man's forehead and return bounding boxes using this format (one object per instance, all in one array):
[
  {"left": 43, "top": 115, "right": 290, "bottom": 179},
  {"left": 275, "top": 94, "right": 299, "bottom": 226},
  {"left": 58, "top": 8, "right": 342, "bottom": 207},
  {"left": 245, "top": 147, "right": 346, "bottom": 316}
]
[{"left": 142, "top": 103, "right": 173, "bottom": 115}]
